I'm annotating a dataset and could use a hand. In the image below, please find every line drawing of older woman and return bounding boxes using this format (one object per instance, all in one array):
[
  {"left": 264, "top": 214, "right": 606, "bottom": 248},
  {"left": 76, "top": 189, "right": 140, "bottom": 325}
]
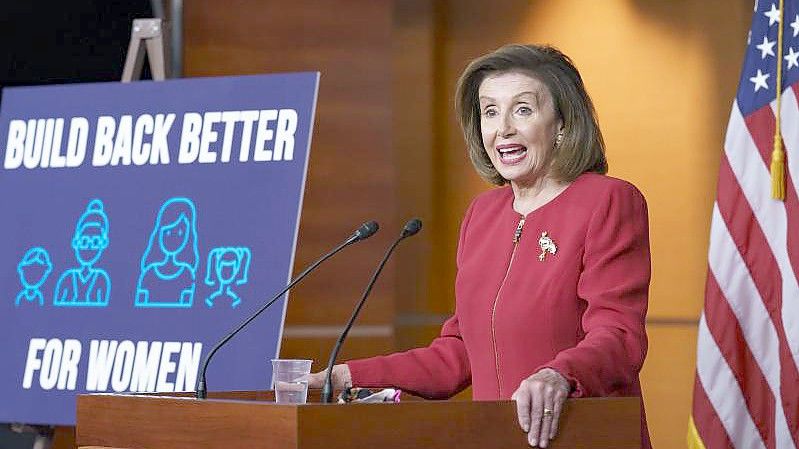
[
  {"left": 16, "top": 247, "right": 53, "bottom": 307},
  {"left": 135, "top": 197, "right": 199, "bottom": 308},
  {"left": 307, "top": 45, "right": 651, "bottom": 448},
  {"left": 54, "top": 199, "right": 111, "bottom": 307}
]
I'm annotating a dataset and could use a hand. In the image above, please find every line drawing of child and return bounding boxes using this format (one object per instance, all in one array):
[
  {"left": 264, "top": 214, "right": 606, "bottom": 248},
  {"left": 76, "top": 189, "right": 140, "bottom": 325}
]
[
  {"left": 205, "top": 247, "right": 251, "bottom": 308},
  {"left": 53, "top": 199, "right": 111, "bottom": 307},
  {"left": 16, "top": 247, "right": 53, "bottom": 307},
  {"left": 135, "top": 197, "right": 199, "bottom": 308}
]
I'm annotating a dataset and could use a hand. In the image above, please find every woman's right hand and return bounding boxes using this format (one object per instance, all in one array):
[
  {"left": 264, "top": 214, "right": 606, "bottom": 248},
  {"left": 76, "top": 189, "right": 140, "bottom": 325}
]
[{"left": 306, "top": 363, "right": 353, "bottom": 390}]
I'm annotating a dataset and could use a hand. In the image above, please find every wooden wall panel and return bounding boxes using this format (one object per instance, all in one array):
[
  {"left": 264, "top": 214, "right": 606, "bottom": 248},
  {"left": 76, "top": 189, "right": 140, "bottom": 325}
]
[
  {"left": 184, "top": 0, "right": 397, "bottom": 365},
  {"left": 392, "top": 0, "right": 440, "bottom": 351}
]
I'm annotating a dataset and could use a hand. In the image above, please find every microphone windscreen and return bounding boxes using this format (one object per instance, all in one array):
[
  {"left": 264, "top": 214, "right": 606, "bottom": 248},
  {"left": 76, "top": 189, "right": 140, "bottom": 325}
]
[
  {"left": 355, "top": 221, "right": 379, "bottom": 240},
  {"left": 401, "top": 218, "right": 422, "bottom": 237}
]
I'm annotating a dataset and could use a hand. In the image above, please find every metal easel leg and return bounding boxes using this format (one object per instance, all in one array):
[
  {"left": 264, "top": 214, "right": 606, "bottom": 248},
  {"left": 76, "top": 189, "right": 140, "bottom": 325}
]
[
  {"left": 9, "top": 423, "right": 53, "bottom": 449},
  {"left": 32, "top": 433, "right": 53, "bottom": 449},
  {"left": 121, "top": 18, "right": 170, "bottom": 82}
]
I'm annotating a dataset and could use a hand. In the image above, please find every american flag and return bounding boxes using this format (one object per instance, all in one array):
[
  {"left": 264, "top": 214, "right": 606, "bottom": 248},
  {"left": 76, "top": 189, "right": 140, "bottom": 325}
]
[{"left": 689, "top": 1, "right": 799, "bottom": 448}]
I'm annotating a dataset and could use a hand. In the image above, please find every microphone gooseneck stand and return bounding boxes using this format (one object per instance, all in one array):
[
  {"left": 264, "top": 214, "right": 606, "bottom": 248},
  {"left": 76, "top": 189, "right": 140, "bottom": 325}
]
[
  {"left": 196, "top": 221, "right": 379, "bottom": 400},
  {"left": 320, "top": 219, "right": 422, "bottom": 403}
]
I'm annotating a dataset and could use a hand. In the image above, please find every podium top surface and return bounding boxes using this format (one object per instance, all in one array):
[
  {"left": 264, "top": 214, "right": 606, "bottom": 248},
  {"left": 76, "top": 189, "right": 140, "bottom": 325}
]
[{"left": 76, "top": 391, "right": 640, "bottom": 449}]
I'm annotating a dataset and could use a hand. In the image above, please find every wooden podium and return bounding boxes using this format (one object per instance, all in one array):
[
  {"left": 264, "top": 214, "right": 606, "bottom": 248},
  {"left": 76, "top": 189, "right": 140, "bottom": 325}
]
[{"left": 75, "top": 391, "right": 640, "bottom": 449}]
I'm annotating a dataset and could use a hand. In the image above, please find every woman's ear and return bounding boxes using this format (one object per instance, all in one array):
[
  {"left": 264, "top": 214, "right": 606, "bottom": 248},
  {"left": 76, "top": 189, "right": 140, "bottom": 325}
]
[{"left": 555, "top": 128, "right": 565, "bottom": 148}]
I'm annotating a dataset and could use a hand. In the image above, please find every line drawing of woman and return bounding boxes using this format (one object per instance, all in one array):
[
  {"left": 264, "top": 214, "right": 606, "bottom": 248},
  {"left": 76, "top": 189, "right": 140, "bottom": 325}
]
[
  {"left": 204, "top": 247, "right": 251, "bottom": 308},
  {"left": 135, "top": 197, "right": 199, "bottom": 308},
  {"left": 16, "top": 247, "right": 53, "bottom": 307},
  {"left": 54, "top": 199, "right": 111, "bottom": 307}
]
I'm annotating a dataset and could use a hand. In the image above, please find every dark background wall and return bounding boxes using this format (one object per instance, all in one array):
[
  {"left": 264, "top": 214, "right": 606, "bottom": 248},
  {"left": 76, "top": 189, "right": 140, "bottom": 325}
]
[{"left": 0, "top": 1, "right": 150, "bottom": 92}]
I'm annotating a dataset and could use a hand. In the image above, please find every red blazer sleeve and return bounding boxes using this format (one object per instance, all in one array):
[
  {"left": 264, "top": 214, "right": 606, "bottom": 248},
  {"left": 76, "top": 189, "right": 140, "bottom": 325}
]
[
  {"left": 346, "top": 314, "right": 470, "bottom": 399},
  {"left": 345, "top": 200, "right": 478, "bottom": 399},
  {"left": 541, "top": 181, "right": 650, "bottom": 397}
]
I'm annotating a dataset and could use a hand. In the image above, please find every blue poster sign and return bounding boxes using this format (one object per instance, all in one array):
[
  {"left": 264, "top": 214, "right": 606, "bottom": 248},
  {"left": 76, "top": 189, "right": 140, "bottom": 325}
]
[{"left": 0, "top": 72, "right": 319, "bottom": 425}]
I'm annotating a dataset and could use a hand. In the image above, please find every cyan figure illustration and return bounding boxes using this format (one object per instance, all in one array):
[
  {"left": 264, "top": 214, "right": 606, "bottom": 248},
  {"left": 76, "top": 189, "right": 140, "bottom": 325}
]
[
  {"left": 204, "top": 247, "right": 251, "bottom": 308},
  {"left": 135, "top": 197, "right": 199, "bottom": 308},
  {"left": 54, "top": 199, "right": 112, "bottom": 307},
  {"left": 16, "top": 247, "right": 53, "bottom": 307}
]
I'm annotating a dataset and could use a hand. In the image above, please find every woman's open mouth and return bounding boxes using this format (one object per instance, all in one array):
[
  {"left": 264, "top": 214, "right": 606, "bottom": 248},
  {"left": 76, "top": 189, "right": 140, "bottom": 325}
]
[{"left": 497, "top": 144, "right": 527, "bottom": 164}]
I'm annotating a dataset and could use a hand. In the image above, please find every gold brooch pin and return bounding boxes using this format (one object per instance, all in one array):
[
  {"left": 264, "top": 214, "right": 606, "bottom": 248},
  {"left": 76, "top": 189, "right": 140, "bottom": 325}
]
[{"left": 538, "top": 231, "right": 557, "bottom": 261}]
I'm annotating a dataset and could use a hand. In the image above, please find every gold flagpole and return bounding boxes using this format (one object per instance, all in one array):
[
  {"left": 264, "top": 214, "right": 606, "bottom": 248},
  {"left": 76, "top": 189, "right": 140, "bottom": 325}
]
[{"left": 772, "top": 0, "right": 787, "bottom": 200}]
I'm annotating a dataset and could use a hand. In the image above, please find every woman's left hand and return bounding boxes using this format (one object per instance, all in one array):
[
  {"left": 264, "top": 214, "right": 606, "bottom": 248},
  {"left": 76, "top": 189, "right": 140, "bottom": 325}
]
[{"left": 511, "top": 368, "right": 571, "bottom": 448}]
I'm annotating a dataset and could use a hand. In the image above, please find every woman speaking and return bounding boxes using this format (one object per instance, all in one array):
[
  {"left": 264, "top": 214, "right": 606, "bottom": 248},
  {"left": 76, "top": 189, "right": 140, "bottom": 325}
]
[{"left": 308, "top": 44, "right": 651, "bottom": 449}]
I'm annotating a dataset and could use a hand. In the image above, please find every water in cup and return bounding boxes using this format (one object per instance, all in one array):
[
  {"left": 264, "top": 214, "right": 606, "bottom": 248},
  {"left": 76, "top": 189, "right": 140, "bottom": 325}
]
[
  {"left": 271, "top": 359, "right": 312, "bottom": 404},
  {"left": 274, "top": 380, "right": 308, "bottom": 404}
]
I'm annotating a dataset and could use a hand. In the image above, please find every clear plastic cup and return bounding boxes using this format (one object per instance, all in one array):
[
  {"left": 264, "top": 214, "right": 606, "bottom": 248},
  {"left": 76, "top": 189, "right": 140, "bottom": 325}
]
[{"left": 271, "top": 359, "right": 312, "bottom": 404}]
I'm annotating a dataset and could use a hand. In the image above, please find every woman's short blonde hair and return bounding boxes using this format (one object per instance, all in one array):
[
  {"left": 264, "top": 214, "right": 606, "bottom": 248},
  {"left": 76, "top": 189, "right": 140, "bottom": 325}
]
[{"left": 455, "top": 44, "right": 607, "bottom": 185}]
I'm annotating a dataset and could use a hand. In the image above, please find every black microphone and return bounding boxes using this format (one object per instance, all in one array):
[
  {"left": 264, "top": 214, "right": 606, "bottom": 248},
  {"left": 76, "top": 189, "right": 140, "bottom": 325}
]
[
  {"left": 195, "top": 220, "right": 379, "bottom": 399},
  {"left": 320, "top": 218, "right": 422, "bottom": 403}
]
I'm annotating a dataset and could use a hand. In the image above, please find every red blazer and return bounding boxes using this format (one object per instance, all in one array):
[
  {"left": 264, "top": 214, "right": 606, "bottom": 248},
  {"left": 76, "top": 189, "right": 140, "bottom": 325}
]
[{"left": 347, "top": 173, "right": 651, "bottom": 447}]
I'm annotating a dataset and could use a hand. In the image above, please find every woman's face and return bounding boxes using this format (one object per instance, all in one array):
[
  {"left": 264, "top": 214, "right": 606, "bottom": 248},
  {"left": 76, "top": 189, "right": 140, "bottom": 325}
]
[
  {"left": 73, "top": 224, "right": 107, "bottom": 266},
  {"left": 479, "top": 71, "right": 562, "bottom": 187},
  {"left": 159, "top": 214, "right": 190, "bottom": 256}
]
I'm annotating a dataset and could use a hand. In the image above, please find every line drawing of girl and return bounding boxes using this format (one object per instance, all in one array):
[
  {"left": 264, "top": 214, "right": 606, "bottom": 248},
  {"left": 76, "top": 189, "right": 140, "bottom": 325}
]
[
  {"left": 205, "top": 247, "right": 251, "bottom": 308},
  {"left": 135, "top": 197, "right": 199, "bottom": 308},
  {"left": 16, "top": 247, "right": 53, "bottom": 307},
  {"left": 54, "top": 199, "right": 111, "bottom": 307}
]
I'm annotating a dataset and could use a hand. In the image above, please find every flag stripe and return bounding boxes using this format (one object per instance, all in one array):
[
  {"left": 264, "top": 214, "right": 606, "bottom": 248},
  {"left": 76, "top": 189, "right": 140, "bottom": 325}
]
[
  {"left": 727, "top": 104, "right": 799, "bottom": 448},
  {"left": 696, "top": 313, "right": 766, "bottom": 449},
  {"left": 692, "top": 375, "right": 735, "bottom": 449},
  {"left": 703, "top": 272, "right": 775, "bottom": 448},
  {"left": 731, "top": 103, "right": 799, "bottom": 368},
  {"left": 716, "top": 156, "right": 782, "bottom": 319},
  {"left": 708, "top": 202, "right": 796, "bottom": 448},
  {"left": 788, "top": 86, "right": 799, "bottom": 203},
  {"left": 777, "top": 83, "right": 799, "bottom": 299},
  {"left": 746, "top": 99, "right": 799, "bottom": 290},
  {"left": 717, "top": 152, "right": 799, "bottom": 443},
  {"left": 716, "top": 139, "right": 787, "bottom": 396},
  {"left": 778, "top": 86, "right": 799, "bottom": 434},
  {"left": 761, "top": 89, "right": 799, "bottom": 285}
]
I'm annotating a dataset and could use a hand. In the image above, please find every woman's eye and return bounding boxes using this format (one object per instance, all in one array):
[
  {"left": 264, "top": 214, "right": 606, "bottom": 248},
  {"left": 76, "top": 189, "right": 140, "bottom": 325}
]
[
  {"left": 516, "top": 106, "right": 533, "bottom": 115},
  {"left": 483, "top": 108, "right": 498, "bottom": 118}
]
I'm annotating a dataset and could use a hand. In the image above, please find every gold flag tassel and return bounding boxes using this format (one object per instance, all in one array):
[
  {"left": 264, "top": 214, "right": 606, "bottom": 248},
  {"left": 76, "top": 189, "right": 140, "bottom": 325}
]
[
  {"left": 772, "top": 0, "right": 786, "bottom": 200},
  {"left": 772, "top": 139, "right": 785, "bottom": 200}
]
